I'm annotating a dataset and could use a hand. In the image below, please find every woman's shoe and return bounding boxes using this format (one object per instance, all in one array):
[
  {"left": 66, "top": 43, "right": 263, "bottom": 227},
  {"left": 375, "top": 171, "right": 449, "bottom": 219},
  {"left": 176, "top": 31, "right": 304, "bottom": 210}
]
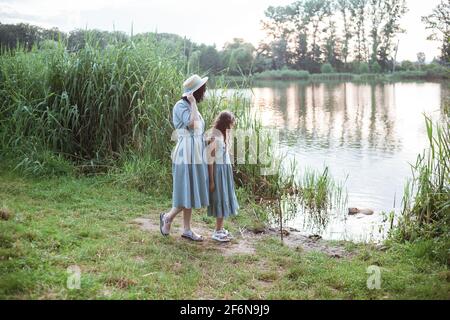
[
  {"left": 160, "top": 213, "right": 170, "bottom": 236},
  {"left": 181, "top": 230, "right": 204, "bottom": 242}
]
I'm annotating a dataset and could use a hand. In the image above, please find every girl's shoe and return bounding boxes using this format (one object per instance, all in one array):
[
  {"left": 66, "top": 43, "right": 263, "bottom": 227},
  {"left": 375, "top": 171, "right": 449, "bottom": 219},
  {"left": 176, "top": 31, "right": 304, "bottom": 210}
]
[
  {"left": 182, "top": 230, "right": 204, "bottom": 242},
  {"left": 212, "top": 230, "right": 232, "bottom": 242},
  {"left": 217, "top": 228, "right": 233, "bottom": 239}
]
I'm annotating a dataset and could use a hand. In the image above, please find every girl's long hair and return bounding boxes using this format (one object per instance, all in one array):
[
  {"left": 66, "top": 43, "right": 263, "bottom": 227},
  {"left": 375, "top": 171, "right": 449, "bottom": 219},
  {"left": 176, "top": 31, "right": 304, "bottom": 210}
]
[{"left": 212, "top": 110, "right": 235, "bottom": 145}]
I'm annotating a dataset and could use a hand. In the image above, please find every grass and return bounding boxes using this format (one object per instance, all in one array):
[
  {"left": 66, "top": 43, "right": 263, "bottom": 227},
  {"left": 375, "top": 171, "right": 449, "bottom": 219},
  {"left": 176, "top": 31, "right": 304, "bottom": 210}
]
[{"left": 1, "top": 168, "right": 449, "bottom": 300}]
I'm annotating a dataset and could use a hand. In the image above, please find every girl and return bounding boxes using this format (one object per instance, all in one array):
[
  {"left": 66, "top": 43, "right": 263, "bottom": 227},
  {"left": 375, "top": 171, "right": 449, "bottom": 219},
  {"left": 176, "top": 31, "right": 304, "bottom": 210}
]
[{"left": 207, "top": 111, "right": 239, "bottom": 242}]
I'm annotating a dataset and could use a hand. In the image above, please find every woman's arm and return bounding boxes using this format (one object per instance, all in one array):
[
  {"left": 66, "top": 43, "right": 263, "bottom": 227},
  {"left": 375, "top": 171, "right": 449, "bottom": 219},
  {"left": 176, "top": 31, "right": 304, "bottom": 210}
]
[{"left": 186, "top": 94, "right": 200, "bottom": 129}]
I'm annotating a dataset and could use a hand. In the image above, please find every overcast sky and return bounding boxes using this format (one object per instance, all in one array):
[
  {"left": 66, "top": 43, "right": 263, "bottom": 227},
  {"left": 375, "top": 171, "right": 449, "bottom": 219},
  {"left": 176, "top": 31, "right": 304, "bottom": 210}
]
[{"left": 0, "top": 0, "right": 442, "bottom": 61}]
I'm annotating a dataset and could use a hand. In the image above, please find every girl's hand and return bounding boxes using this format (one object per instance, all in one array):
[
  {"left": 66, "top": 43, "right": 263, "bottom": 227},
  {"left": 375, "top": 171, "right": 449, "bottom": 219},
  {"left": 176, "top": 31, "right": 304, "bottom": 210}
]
[
  {"left": 186, "top": 93, "right": 196, "bottom": 105},
  {"left": 209, "top": 182, "right": 215, "bottom": 193}
]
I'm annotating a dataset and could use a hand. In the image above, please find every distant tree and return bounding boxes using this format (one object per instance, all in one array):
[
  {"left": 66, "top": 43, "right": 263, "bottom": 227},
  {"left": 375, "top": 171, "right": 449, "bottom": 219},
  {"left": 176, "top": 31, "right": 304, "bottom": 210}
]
[
  {"left": 416, "top": 52, "right": 426, "bottom": 70},
  {"left": 303, "top": 0, "right": 333, "bottom": 69},
  {"left": 261, "top": 5, "right": 294, "bottom": 70},
  {"left": 350, "top": 0, "right": 369, "bottom": 62},
  {"left": 368, "top": 0, "right": 385, "bottom": 65},
  {"left": 422, "top": 0, "right": 450, "bottom": 63},
  {"left": 323, "top": 20, "right": 342, "bottom": 69},
  {"left": 370, "top": 61, "right": 382, "bottom": 73},
  {"left": 221, "top": 38, "right": 255, "bottom": 75},
  {"left": 337, "top": 0, "right": 354, "bottom": 67},
  {"left": 0, "top": 23, "right": 65, "bottom": 50},
  {"left": 321, "top": 62, "right": 335, "bottom": 73},
  {"left": 359, "top": 62, "right": 370, "bottom": 73},
  {"left": 400, "top": 60, "right": 416, "bottom": 71},
  {"left": 197, "top": 45, "right": 222, "bottom": 74},
  {"left": 377, "top": 0, "right": 408, "bottom": 70}
]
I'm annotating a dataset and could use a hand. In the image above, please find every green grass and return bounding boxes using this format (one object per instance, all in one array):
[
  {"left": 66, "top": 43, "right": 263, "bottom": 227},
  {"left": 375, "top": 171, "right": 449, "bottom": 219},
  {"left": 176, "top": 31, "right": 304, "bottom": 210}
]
[{"left": 1, "top": 169, "right": 448, "bottom": 300}]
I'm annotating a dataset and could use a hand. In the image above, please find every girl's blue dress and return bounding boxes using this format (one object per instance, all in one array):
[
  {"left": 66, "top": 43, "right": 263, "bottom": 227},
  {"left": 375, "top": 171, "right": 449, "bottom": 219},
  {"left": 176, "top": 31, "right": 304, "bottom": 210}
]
[
  {"left": 207, "top": 136, "right": 239, "bottom": 218},
  {"left": 171, "top": 99, "right": 209, "bottom": 209}
]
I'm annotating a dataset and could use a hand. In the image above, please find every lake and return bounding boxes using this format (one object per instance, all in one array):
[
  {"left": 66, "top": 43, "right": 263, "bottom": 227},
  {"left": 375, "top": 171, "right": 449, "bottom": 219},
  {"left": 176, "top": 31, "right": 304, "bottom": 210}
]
[{"left": 229, "top": 80, "right": 449, "bottom": 242}]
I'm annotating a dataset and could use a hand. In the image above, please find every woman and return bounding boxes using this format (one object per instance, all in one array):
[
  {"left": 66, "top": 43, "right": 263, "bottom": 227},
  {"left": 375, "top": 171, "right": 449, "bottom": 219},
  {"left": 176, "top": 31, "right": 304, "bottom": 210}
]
[{"left": 160, "top": 74, "right": 209, "bottom": 241}]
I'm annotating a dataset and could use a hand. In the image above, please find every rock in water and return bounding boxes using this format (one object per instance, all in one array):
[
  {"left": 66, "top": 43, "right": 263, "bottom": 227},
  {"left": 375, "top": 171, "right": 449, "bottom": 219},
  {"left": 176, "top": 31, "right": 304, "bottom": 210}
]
[{"left": 348, "top": 208, "right": 374, "bottom": 215}]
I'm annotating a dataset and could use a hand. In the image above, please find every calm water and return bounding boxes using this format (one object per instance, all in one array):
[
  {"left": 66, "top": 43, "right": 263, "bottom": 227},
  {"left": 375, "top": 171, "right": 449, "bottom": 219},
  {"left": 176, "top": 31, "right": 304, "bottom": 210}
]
[{"left": 229, "top": 81, "right": 448, "bottom": 242}]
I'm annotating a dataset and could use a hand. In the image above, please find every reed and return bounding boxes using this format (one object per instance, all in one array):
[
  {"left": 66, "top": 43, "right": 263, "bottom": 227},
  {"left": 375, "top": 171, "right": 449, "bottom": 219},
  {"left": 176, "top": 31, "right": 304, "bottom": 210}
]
[
  {"left": 0, "top": 33, "right": 185, "bottom": 168},
  {"left": 397, "top": 115, "right": 450, "bottom": 242}
]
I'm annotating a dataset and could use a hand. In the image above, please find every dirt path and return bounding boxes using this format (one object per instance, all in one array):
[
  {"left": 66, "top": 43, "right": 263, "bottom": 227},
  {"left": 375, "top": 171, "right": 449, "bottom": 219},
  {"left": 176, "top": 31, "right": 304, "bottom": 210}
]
[{"left": 132, "top": 215, "right": 354, "bottom": 258}]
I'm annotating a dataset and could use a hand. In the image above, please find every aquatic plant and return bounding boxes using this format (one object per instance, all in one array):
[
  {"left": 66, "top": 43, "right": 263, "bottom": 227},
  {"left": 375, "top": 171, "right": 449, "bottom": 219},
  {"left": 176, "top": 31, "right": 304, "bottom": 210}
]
[{"left": 397, "top": 115, "right": 450, "bottom": 242}]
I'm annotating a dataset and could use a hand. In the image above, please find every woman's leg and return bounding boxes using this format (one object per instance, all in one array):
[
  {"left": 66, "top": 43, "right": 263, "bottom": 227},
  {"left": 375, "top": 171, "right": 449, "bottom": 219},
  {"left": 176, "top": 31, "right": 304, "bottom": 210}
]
[
  {"left": 182, "top": 208, "right": 192, "bottom": 232},
  {"left": 166, "top": 207, "right": 183, "bottom": 221},
  {"left": 162, "top": 207, "right": 183, "bottom": 234}
]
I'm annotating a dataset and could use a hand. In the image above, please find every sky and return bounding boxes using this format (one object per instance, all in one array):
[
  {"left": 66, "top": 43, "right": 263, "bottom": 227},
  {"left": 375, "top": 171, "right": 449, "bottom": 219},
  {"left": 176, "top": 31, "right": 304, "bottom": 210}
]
[{"left": 0, "top": 0, "right": 442, "bottom": 62}]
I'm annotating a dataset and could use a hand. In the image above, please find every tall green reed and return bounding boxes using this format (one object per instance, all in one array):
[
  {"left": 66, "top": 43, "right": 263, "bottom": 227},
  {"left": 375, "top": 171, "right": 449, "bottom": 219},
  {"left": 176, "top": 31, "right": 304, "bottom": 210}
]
[
  {"left": 0, "top": 34, "right": 185, "bottom": 168},
  {"left": 397, "top": 115, "right": 450, "bottom": 241}
]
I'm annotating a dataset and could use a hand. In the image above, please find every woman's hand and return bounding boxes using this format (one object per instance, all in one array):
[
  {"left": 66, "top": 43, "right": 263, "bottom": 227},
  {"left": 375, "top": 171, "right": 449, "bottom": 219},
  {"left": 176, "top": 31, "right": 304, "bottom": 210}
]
[
  {"left": 209, "top": 181, "right": 215, "bottom": 193},
  {"left": 186, "top": 93, "right": 196, "bottom": 106}
]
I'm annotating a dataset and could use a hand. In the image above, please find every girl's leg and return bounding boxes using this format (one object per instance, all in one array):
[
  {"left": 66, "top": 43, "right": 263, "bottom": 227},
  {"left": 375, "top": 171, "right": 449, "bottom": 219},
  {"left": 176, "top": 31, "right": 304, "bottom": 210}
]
[{"left": 215, "top": 217, "right": 224, "bottom": 232}]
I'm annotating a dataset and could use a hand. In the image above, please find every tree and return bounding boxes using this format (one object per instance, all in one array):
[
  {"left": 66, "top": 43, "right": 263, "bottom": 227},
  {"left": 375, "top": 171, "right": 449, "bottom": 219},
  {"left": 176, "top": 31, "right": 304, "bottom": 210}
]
[
  {"left": 323, "top": 20, "right": 342, "bottom": 69},
  {"left": 261, "top": 5, "right": 294, "bottom": 69},
  {"left": 422, "top": 0, "right": 450, "bottom": 63},
  {"left": 417, "top": 52, "right": 426, "bottom": 70},
  {"left": 378, "top": 0, "right": 408, "bottom": 70},
  {"left": 221, "top": 38, "right": 255, "bottom": 75},
  {"left": 369, "top": 0, "right": 385, "bottom": 65},
  {"left": 303, "top": 0, "right": 333, "bottom": 69},
  {"left": 350, "top": 0, "right": 369, "bottom": 62},
  {"left": 321, "top": 62, "right": 335, "bottom": 73},
  {"left": 0, "top": 23, "right": 65, "bottom": 50},
  {"left": 337, "top": 0, "right": 354, "bottom": 67}
]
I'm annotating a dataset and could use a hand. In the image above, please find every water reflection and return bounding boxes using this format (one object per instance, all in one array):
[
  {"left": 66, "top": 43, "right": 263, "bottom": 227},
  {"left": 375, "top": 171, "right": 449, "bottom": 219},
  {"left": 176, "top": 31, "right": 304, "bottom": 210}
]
[{"left": 246, "top": 81, "right": 446, "bottom": 242}]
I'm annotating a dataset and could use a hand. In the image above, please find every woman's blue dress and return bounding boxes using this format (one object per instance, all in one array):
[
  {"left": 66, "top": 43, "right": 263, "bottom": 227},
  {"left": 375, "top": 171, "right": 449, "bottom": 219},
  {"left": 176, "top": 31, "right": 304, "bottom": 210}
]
[{"left": 171, "top": 99, "right": 209, "bottom": 209}]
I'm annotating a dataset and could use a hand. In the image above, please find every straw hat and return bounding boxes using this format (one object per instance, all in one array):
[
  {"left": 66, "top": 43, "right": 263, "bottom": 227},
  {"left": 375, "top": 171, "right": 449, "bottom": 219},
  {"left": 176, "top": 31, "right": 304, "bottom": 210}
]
[{"left": 182, "top": 74, "right": 208, "bottom": 97}]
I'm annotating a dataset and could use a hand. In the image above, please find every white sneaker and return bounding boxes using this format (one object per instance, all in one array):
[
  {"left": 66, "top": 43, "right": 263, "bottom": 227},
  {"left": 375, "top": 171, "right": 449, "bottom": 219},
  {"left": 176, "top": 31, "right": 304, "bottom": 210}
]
[
  {"left": 217, "top": 228, "right": 233, "bottom": 239},
  {"left": 212, "top": 230, "right": 231, "bottom": 242}
]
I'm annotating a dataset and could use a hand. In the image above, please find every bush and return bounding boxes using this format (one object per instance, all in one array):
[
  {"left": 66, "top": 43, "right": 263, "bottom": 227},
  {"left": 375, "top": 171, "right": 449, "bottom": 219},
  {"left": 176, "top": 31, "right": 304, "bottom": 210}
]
[
  {"left": 320, "top": 63, "right": 334, "bottom": 74},
  {"left": 359, "top": 62, "right": 370, "bottom": 74},
  {"left": 253, "top": 69, "right": 310, "bottom": 80},
  {"left": 370, "top": 61, "right": 382, "bottom": 73}
]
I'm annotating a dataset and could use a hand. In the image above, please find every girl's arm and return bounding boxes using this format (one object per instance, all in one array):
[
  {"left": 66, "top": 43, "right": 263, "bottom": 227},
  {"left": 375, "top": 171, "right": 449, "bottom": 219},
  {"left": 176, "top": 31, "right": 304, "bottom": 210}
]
[{"left": 207, "top": 137, "right": 216, "bottom": 192}]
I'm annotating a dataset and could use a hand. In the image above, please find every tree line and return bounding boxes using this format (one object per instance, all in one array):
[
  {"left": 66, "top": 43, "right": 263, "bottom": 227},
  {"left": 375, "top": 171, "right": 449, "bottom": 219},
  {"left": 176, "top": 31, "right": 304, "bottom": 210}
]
[{"left": 0, "top": 0, "right": 448, "bottom": 75}]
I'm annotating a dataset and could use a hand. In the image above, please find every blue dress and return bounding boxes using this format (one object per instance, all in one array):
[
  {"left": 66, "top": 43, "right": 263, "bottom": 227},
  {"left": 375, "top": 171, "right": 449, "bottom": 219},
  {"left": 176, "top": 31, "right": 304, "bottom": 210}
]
[
  {"left": 207, "top": 137, "right": 239, "bottom": 218},
  {"left": 171, "top": 99, "right": 209, "bottom": 209}
]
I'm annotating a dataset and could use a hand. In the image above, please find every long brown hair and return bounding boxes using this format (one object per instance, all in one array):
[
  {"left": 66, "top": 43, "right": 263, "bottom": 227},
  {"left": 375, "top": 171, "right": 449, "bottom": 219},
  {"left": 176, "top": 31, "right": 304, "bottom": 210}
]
[
  {"left": 182, "top": 84, "right": 207, "bottom": 104},
  {"left": 212, "top": 110, "right": 236, "bottom": 145}
]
